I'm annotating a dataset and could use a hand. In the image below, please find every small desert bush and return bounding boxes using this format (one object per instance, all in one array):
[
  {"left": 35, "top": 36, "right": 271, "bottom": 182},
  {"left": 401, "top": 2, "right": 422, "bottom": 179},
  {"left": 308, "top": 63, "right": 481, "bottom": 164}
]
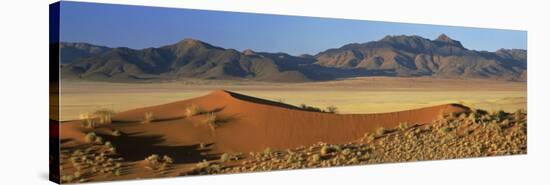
[
  {"left": 398, "top": 122, "right": 409, "bottom": 131},
  {"left": 142, "top": 112, "right": 154, "bottom": 124},
  {"left": 93, "top": 109, "right": 115, "bottom": 124},
  {"left": 95, "top": 136, "right": 103, "bottom": 144},
  {"left": 85, "top": 132, "right": 97, "bottom": 143},
  {"left": 203, "top": 113, "right": 218, "bottom": 130},
  {"left": 185, "top": 104, "right": 202, "bottom": 117},
  {"left": 145, "top": 154, "right": 173, "bottom": 168},
  {"left": 220, "top": 153, "right": 230, "bottom": 162},
  {"left": 196, "top": 160, "right": 210, "bottom": 169},
  {"left": 263, "top": 147, "right": 272, "bottom": 155},
  {"left": 492, "top": 110, "right": 507, "bottom": 121},
  {"left": 341, "top": 148, "right": 352, "bottom": 156},
  {"left": 325, "top": 105, "right": 339, "bottom": 114},
  {"left": 112, "top": 129, "right": 122, "bottom": 136},
  {"left": 163, "top": 155, "right": 174, "bottom": 164},
  {"left": 299, "top": 104, "right": 323, "bottom": 112},
  {"left": 320, "top": 145, "right": 330, "bottom": 156},
  {"left": 310, "top": 154, "right": 321, "bottom": 162},
  {"left": 376, "top": 127, "right": 388, "bottom": 136}
]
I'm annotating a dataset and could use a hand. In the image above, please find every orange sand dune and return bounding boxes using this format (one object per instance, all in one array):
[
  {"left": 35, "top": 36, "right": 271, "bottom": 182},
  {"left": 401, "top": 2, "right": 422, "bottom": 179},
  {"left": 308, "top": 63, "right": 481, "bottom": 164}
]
[{"left": 102, "top": 90, "right": 469, "bottom": 153}]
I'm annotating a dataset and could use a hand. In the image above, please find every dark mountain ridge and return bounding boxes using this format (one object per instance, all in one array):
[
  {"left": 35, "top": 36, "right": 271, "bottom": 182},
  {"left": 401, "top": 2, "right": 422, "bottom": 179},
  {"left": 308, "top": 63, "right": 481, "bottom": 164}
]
[{"left": 59, "top": 34, "right": 526, "bottom": 82}]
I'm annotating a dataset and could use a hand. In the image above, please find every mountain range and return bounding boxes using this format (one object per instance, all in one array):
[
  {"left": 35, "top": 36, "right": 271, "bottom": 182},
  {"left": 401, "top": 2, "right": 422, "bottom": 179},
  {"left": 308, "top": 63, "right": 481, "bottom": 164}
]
[{"left": 59, "top": 34, "right": 527, "bottom": 82}]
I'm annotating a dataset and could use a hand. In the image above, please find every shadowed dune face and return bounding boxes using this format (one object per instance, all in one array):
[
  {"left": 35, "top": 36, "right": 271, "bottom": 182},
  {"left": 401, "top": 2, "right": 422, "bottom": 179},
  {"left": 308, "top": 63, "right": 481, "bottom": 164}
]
[{"left": 106, "top": 90, "right": 469, "bottom": 153}]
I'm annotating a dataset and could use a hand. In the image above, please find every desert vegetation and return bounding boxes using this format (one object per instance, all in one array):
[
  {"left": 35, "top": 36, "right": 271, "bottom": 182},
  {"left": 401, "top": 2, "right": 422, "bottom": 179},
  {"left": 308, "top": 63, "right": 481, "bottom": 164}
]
[
  {"left": 185, "top": 104, "right": 203, "bottom": 117},
  {"left": 141, "top": 112, "right": 155, "bottom": 124},
  {"left": 80, "top": 109, "right": 116, "bottom": 128},
  {"left": 59, "top": 133, "right": 125, "bottom": 183},
  {"left": 193, "top": 108, "right": 526, "bottom": 174},
  {"left": 144, "top": 154, "right": 174, "bottom": 175}
]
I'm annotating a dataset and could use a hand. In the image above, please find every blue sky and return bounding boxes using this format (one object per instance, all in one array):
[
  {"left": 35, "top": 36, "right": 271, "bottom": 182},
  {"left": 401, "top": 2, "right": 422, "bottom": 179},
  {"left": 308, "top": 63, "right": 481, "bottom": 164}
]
[{"left": 59, "top": 1, "right": 527, "bottom": 56}]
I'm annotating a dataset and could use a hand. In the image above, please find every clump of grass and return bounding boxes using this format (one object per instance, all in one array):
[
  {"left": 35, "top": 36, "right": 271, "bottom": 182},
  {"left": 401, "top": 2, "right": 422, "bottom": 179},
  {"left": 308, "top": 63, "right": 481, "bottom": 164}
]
[
  {"left": 93, "top": 109, "right": 115, "bottom": 124},
  {"left": 60, "top": 175, "right": 74, "bottom": 183},
  {"left": 185, "top": 104, "right": 203, "bottom": 117},
  {"left": 341, "top": 148, "right": 352, "bottom": 156},
  {"left": 196, "top": 160, "right": 210, "bottom": 169},
  {"left": 310, "top": 154, "right": 321, "bottom": 162},
  {"left": 112, "top": 129, "right": 122, "bottom": 136},
  {"left": 94, "top": 136, "right": 104, "bottom": 144},
  {"left": 145, "top": 154, "right": 174, "bottom": 170},
  {"left": 299, "top": 104, "right": 323, "bottom": 112},
  {"left": 163, "top": 155, "right": 174, "bottom": 164},
  {"left": 492, "top": 110, "right": 507, "bottom": 121},
  {"left": 141, "top": 112, "right": 154, "bottom": 124},
  {"left": 203, "top": 113, "right": 219, "bottom": 131},
  {"left": 325, "top": 105, "right": 339, "bottom": 114},
  {"left": 363, "top": 133, "right": 376, "bottom": 143},
  {"left": 85, "top": 132, "right": 97, "bottom": 143},
  {"left": 114, "top": 169, "right": 121, "bottom": 176},
  {"left": 398, "top": 122, "right": 409, "bottom": 131},
  {"left": 376, "top": 127, "right": 388, "bottom": 136},
  {"left": 263, "top": 147, "right": 272, "bottom": 155},
  {"left": 320, "top": 145, "right": 330, "bottom": 156},
  {"left": 438, "top": 126, "right": 453, "bottom": 135},
  {"left": 199, "top": 142, "right": 206, "bottom": 149},
  {"left": 220, "top": 153, "right": 230, "bottom": 162}
]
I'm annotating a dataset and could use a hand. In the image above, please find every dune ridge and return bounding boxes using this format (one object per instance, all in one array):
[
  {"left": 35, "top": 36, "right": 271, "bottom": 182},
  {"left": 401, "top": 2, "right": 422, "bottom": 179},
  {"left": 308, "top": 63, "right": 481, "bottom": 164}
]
[{"left": 104, "top": 90, "right": 469, "bottom": 152}]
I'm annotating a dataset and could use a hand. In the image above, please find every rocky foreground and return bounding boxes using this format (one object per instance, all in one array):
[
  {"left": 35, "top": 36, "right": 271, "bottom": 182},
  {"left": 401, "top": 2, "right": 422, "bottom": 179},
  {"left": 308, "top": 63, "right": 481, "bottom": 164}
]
[{"left": 185, "top": 109, "right": 527, "bottom": 175}]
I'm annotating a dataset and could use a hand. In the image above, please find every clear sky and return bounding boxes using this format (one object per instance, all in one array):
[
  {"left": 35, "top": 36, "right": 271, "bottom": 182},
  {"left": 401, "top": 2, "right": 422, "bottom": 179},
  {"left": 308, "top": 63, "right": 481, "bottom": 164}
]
[{"left": 59, "top": 1, "right": 527, "bottom": 56}]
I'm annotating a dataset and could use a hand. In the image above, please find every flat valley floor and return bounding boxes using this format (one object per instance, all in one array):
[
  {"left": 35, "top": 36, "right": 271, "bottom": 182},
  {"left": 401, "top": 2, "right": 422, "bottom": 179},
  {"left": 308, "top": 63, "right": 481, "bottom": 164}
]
[{"left": 56, "top": 77, "right": 526, "bottom": 121}]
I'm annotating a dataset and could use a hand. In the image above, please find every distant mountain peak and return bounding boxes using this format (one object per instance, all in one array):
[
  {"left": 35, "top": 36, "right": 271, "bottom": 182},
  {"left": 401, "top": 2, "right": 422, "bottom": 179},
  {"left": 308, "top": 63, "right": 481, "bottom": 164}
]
[
  {"left": 242, "top": 49, "right": 257, "bottom": 55},
  {"left": 435, "top": 34, "right": 452, "bottom": 41},
  {"left": 178, "top": 38, "right": 207, "bottom": 46},
  {"left": 434, "top": 34, "right": 463, "bottom": 48}
]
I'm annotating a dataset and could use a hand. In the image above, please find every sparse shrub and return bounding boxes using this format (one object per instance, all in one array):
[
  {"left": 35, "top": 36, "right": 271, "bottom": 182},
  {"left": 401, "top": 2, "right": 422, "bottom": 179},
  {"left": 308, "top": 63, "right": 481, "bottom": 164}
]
[
  {"left": 299, "top": 104, "right": 323, "bottom": 112},
  {"left": 185, "top": 104, "right": 202, "bottom": 117},
  {"left": 82, "top": 118, "right": 96, "bottom": 128},
  {"left": 85, "top": 132, "right": 97, "bottom": 143},
  {"left": 438, "top": 126, "right": 453, "bottom": 135},
  {"left": 112, "top": 129, "right": 122, "bottom": 136},
  {"left": 61, "top": 175, "right": 74, "bottom": 183},
  {"left": 203, "top": 113, "right": 218, "bottom": 130},
  {"left": 493, "top": 110, "right": 507, "bottom": 121},
  {"left": 514, "top": 109, "right": 525, "bottom": 120},
  {"left": 363, "top": 133, "right": 375, "bottom": 143},
  {"left": 220, "top": 153, "right": 230, "bottom": 162},
  {"left": 341, "top": 148, "right": 351, "bottom": 156},
  {"left": 468, "top": 112, "right": 477, "bottom": 124},
  {"left": 199, "top": 142, "right": 206, "bottom": 149},
  {"left": 263, "top": 147, "right": 272, "bottom": 155},
  {"left": 196, "top": 160, "right": 210, "bottom": 169},
  {"left": 142, "top": 112, "right": 154, "bottom": 124},
  {"left": 398, "top": 122, "right": 409, "bottom": 131},
  {"left": 145, "top": 154, "right": 160, "bottom": 165},
  {"left": 203, "top": 113, "right": 217, "bottom": 124},
  {"left": 326, "top": 105, "right": 339, "bottom": 114},
  {"left": 376, "top": 127, "right": 388, "bottom": 136},
  {"left": 332, "top": 145, "right": 342, "bottom": 152},
  {"left": 93, "top": 109, "right": 115, "bottom": 124},
  {"left": 310, "top": 154, "right": 321, "bottom": 162},
  {"left": 163, "top": 155, "right": 174, "bottom": 164},
  {"left": 320, "top": 145, "right": 330, "bottom": 156},
  {"left": 95, "top": 136, "right": 103, "bottom": 144},
  {"left": 73, "top": 171, "right": 82, "bottom": 178}
]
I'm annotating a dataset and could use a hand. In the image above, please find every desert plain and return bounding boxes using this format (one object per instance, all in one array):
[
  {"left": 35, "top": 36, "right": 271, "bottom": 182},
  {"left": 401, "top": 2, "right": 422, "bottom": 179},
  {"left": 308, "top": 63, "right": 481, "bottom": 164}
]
[{"left": 54, "top": 77, "right": 527, "bottom": 183}]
